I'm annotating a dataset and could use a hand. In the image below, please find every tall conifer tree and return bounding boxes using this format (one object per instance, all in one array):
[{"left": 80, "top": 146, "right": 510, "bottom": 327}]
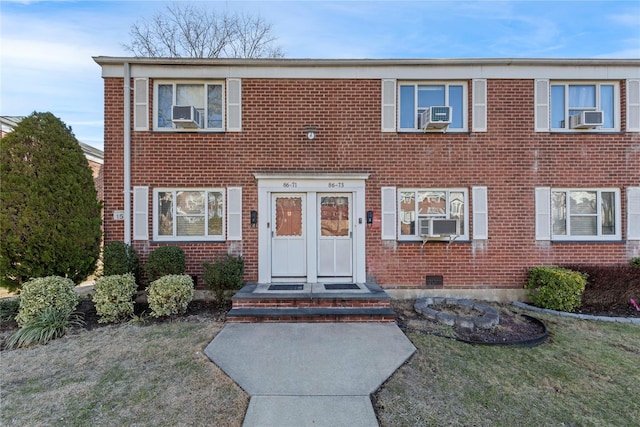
[{"left": 0, "top": 112, "right": 102, "bottom": 291}]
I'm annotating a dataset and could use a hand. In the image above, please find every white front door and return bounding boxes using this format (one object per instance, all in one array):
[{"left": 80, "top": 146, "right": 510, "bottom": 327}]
[
  {"left": 256, "top": 173, "right": 368, "bottom": 284},
  {"left": 318, "top": 193, "right": 353, "bottom": 278},
  {"left": 271, "top": 193, "right": 306, "bottom": 279}
]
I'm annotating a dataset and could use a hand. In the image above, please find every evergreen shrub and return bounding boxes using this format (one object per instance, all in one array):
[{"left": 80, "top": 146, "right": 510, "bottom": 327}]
[
  {"left": 103, "top": 241, "right": 140, "bottom": 282},
  {"left": 526, "top": 266, "right": 587, "bottom": 312},
  {"left": 0, "top": 298, "right": 20, "bottom": 321},
  {"left": 145, "top": 246, "right": 186, "bottom": 282},
  {"left": 0, "top": 112, "right": 102, "bottom": 291},
  {"left": 202, "top": 254, "right": 245, "bottom": 304},
  {"left": 92, "top": 273, "right": 137, "bottom": 323},
  {"left": 147, "top": 274, "right": 194, "bottom": 318}
]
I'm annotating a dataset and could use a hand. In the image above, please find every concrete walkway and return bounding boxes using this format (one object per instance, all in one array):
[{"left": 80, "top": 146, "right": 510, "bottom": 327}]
[{"left": 204, "top": 323, "right": 416, "bottom": 427}]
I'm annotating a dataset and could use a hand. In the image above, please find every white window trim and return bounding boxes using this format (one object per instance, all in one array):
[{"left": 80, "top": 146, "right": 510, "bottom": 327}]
[
  {"left": 550, "top": 188, "right": 621, "bottom": 241},
  {"left": 549, "top": 81, "right": 620, "bottom": 132},
  {"left": 152, "top": 80, "right": 226, "bottom": 132},
  {"left": 152, "top": 188, "right": 226, "bottom": 242},
  {"left": 397, "top": 81, "right": 468, "bottom": 132},
  {"left": 397, "top": 188, "right": 470, "bottom": 241}
]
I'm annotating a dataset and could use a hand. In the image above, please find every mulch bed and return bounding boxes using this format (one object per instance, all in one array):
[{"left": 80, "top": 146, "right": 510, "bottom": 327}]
[{"left": 2, "top": 296, "right": 638, "bottom": 350}]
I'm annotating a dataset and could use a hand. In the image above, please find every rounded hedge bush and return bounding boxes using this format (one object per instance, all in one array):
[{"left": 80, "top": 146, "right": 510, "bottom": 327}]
[
  {"left": 92, "top": 273, "right": 137, "bottom": 323},
  {"left": 147, "top": 274, "right": 194, "bottom": 318},
  {"left": 15, "top": 276, "right": 79, "bottom": 327},
  {"left": 145, "top": 246, "right": 186, "bottom": 282},
  {"left": 526, "top": 266, "right": 587, "bottom": 312},
  {"left": 102, "top": 241, "right": 140, "bottom": 282}
]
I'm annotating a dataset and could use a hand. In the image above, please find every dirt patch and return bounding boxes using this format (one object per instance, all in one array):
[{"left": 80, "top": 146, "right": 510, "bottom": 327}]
[{"left": 393, "top": 299, "right": 547, "bottom": 345}]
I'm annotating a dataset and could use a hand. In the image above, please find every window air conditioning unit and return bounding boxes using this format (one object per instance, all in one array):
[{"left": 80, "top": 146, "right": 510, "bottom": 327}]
[
  {"left": 418, "top": 218, "right": 460, "bottom": 238},
  {"left": 569, "top": 111, "right": 603, "bottom": 129},
  {"left": 420, "top": 106, "right": 452, "bottom": 130},
  {"left": 172, "top": 105, "right": 202, "bottom": 128}
]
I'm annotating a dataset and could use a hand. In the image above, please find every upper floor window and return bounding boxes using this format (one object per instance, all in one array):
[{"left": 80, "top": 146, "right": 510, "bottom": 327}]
[
  {"left": 551, "top": 189, "right": 620, "bottom": 241},
  {"left": 154, "top": 81, "right": 224, "bottom": 131},
  {"left": 398, "top": 82, "right": 467, "bottom": 132},
  {"left": 550, "top": 82, "right": 618, "bottom": 131},
  {"left": 153, "top": 188, "right": 225, "bottom": 241},
  {"left": 398, "top": 188, "right": 469, "bottom": 241}
]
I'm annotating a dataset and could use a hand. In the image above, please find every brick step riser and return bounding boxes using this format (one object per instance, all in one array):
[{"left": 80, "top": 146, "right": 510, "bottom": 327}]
[
  {"left": 227, "top": 315, "right": 396, "bottom": 323},
  {"left": 232, "top": 299, "right": 391, "bottom": 309}
]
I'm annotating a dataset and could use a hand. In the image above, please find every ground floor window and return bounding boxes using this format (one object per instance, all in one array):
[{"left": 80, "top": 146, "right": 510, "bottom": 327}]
[
  {"left": 551, "top": 188, "right": 620, "bottom": 240},
  {"left": 153, "top": 188, "right": 225, "bottom": 241},
  {"left": 398, "top": 188, "right": 468, "bottom": 240}
]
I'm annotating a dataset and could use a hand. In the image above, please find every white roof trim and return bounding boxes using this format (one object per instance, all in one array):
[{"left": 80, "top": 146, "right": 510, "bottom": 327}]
[{"left": 95, "top": 57, "right": 640, "bottom": 80}]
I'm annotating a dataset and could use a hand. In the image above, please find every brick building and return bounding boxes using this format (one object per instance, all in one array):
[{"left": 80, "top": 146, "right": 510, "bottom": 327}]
[{"left": 94, "top": 57, "right": 640, "bottom": 299}]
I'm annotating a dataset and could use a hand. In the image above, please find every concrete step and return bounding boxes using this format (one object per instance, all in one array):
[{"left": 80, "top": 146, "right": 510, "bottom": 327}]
[
  {"left": 227, "top": 306, "right": 396, "bottom": 323},
  {"left": 228, "top": 282, "right": 396, "bottom": 322}
]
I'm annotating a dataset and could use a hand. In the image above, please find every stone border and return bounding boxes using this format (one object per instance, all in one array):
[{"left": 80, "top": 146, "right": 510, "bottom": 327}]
[
  {"left": 414, "top": 297, "right": 499, "bottom": 329},
  {"left": 512, "top": 301, "right": 640, "bottom": 324}
]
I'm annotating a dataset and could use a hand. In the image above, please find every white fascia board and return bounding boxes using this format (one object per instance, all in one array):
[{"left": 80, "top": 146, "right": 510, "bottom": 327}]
[{"left": 95, "top": 57, "right": 640, "bottom": 80}]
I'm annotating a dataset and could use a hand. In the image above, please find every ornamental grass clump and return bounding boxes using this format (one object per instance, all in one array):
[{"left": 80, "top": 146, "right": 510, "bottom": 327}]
[
  {"left": 526, "top": 266, "right": 587, "bottom": 312},
  {"left": 15, "top": 276, "right": 79, "bottom": 327},
  {"left": 147, "top": 274, "right": 194, "bottom": 318},
  {"left": 6, "top": 307, "right": 84, "bottom": 349},
  {"left": 92, "top": 273, "right": 137, "bottom": 323}
]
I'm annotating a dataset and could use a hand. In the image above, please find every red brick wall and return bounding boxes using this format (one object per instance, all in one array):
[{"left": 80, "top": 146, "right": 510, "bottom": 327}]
[{"left": 102, "top": 77, "right": 639, "bottom": 289}]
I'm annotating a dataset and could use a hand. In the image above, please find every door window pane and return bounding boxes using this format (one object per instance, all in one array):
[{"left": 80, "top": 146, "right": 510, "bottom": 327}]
[
  {"left": 275, "top": 197, "right": 302, "bottom": 237},
  {"left": 320, "top": 196, "right": 349, "bottom": 237}
]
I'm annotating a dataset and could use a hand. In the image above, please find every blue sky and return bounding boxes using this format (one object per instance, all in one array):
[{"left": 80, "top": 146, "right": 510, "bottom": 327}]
[{"left": 1, "top": 0, "right": 639, "bottom": 150}]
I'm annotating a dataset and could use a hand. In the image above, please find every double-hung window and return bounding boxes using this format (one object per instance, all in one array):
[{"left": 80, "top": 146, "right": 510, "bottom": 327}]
[
  {"left": 398, "top": 189, "right": 469, "bottom": 240},
  {"left": 153, "top": 188, "right": 225, "bottom": 241},
  {"left": 550, "top": 82, "right": 618, "bottom": 131},
  {"left": 398, "top": 82, "right": 467, "bottom": 131},
  {"left": 550, "top": 189, "right": 621, "bottom": 240},
  {"left": 154, "top": 81, "right": 224, "bottom": 131}
]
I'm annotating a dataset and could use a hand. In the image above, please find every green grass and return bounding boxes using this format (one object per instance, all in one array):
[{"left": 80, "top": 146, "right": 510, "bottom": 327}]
[{"left": 375, "top": 313, "right": 640, "bottom": 426}]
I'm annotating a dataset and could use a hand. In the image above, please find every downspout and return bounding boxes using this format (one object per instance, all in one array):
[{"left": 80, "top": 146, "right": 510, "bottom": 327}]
[{"left": 123, "top": 63, "right": 131, "bottom": 244}]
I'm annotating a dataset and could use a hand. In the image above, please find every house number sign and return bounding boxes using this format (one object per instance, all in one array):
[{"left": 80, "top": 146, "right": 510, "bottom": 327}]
[{"left": 278, "top": 181, "right": 346, "bottom": 189}]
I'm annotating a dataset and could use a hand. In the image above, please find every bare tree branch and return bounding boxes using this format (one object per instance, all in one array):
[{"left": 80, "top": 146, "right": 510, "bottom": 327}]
[{"left": 122, "top": 2, "right": 284, "bottom": 58}]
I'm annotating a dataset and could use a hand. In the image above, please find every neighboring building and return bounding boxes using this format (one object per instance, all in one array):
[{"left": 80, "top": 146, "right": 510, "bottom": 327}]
[
  {"left": 0, "top": 116, "right": 104, "bottom": 201},
  {"left": 94, "top": 57, "right": 640, "bottom": 298}
]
